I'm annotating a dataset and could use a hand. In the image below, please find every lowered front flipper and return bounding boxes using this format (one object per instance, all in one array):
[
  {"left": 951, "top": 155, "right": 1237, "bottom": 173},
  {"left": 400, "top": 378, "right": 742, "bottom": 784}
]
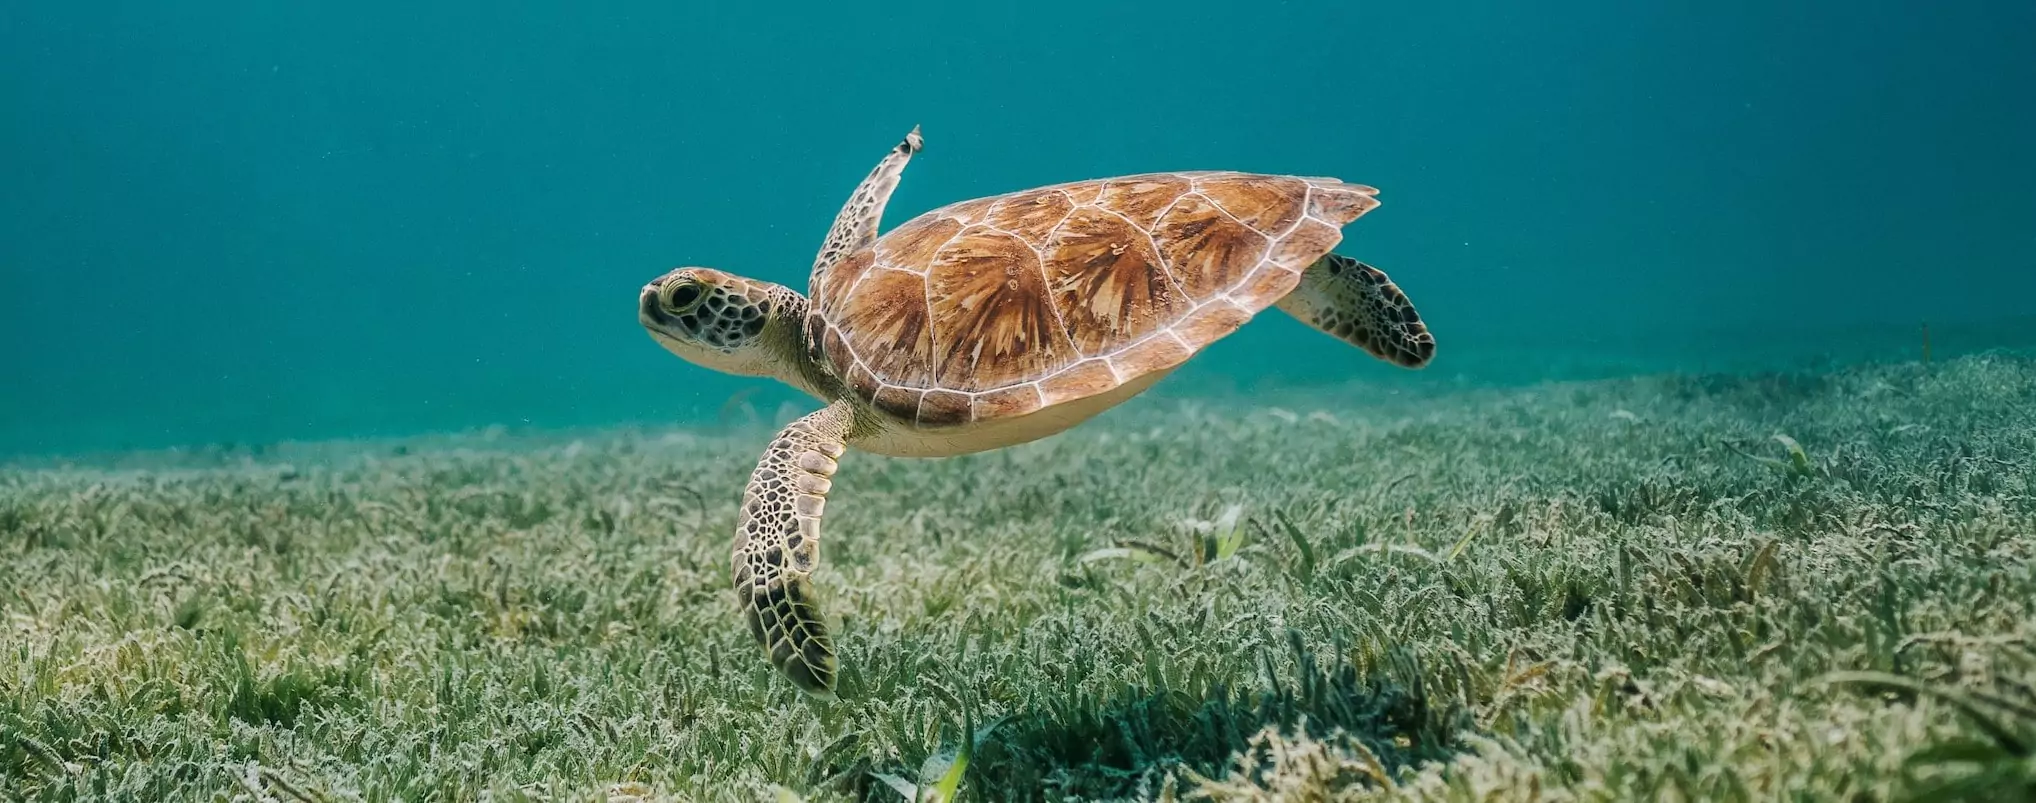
[{"left": 732, "top": 400, "right": 854, "bottom": 696}]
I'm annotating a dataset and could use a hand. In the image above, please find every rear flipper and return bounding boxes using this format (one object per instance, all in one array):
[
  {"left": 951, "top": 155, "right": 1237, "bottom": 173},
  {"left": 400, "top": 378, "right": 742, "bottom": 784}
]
[{"left": 1275, "top": 254, "right": 1436, "bottom": 368}]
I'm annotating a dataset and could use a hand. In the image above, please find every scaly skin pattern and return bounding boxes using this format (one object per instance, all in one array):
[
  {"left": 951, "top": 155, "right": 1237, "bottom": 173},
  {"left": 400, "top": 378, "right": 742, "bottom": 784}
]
[
  {"left": 1276, "top": 254, "right": 1436, "bottom": 368},
  {"left": 729, "top": 400, "right": 853, "bottom": 696}
]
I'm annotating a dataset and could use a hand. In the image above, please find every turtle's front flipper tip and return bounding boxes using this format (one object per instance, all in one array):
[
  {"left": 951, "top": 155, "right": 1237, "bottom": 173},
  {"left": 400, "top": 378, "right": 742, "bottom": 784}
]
[{"left": 788, "top": 660, "right": 840, "bottom": 701}]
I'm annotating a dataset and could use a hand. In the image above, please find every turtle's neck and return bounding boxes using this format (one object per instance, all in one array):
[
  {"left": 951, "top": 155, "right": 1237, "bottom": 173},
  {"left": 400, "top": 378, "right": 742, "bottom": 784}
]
[{"left": 764, "top": 287, "right": 845, "bottom": 405}]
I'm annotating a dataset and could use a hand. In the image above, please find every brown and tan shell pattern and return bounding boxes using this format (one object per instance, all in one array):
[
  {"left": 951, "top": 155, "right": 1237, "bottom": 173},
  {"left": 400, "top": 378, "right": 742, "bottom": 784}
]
[{"left": 807, "top": 171, "right": 1380, "bottom": 429}]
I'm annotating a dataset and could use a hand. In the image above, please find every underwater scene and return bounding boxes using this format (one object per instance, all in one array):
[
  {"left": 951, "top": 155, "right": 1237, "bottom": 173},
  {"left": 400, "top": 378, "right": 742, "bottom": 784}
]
[{"left": 4, "top": 1, "right": 2034, "bottom": 800}]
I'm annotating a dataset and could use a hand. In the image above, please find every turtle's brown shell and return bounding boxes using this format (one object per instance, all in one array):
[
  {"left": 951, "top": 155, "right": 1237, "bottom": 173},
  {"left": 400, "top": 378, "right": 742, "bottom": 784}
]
[{"left": 807, "top": 171, "right": 1379, "bottom": 429}]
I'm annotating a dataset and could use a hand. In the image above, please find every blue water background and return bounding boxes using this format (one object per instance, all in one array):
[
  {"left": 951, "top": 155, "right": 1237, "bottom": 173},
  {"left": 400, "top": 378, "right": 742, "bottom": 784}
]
[{"left": 4, "top": 1, "right": 2033, "bottom": 456}]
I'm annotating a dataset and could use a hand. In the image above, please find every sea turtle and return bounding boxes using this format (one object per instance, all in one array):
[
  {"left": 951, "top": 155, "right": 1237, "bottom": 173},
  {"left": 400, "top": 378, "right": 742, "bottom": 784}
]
[{"left": 638, "top": 127, "right": 1435, "bottom": 696}]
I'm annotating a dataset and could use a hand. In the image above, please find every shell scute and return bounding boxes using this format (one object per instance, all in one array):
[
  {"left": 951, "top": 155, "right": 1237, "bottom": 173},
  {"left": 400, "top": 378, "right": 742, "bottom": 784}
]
[
  {"left": 872, "top": 385, "right": 924, "bottom": 421},
  {"left": 1268, "top": 218, "right": 1344, "bottom": 270},
  {"left": 816, "top": 248, "right": 878, "bottom": 307},
  {"left": 1110, "top": 332, "right": 1196, "bottom": 379},
  {"left": 832, "top": 268, "right": 935, "bottom": 384},
  {"left": 1038, "top": 358, "right": 1119, "bottom": 407},
  {"left": 1041, "top": 206, "right": 1187, "bottom": 358},
  {"left": 1174, "top": 299, "right": 1256, "bottom": 347},
  {"left": 918, "top": 389, "right": 972, "bottom": 427},
  {"left": 972, "top": 384, "right": 1044, "bottom": 421},
  {"left": 874, "top": 216, "right": 961, "bottom": 271},
  {"left": 1196, "top": 174, "right": 1311, "bottom": 236},
  {"left": 1151, "top": 194, "right": 1272, "bottom": 301},
  {"left": 843, "top": 359, "right": 883, "bottom": 404},
  {"left": 986, "top": 189, "right": 1076, "bottom": 247},
  {"left": 925, "top": 229, "right": 1072, "bottom": 391},
  {"left": 1306, "top": 182, "right": 1381, "bottom": 222},
  {"left": 1095, "top": 175, "right": 1194, "bottom": 229},
  {"left": 1238, "top": 260, "right": 1302, "bottom": 303}
]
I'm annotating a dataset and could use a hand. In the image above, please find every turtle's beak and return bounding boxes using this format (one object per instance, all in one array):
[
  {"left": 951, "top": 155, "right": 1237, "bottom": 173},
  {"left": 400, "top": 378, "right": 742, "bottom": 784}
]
[{"left": 638, "top": 281, "right": 667, "bottom": 329}]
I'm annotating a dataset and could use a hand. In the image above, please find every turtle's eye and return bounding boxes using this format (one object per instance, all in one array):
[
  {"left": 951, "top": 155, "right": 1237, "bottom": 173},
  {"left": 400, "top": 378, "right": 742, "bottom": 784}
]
[{"left": 664, "top": 280, "right": 705, "bottom": 313}]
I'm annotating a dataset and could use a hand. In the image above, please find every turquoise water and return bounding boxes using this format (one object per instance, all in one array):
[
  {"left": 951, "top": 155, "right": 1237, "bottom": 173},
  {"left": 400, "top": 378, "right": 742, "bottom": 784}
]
[{"left": 3, "top": 1, "right": 2033, "bottom": 457}]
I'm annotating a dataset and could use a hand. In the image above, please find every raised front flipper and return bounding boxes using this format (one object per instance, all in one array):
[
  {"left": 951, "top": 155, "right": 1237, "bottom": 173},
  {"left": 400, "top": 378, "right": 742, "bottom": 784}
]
[
  {"left": 1276, "top": 254, "right": 1437, "bottom": 368},
  {"left": 732, "top": 400, "right": 854, "bottom": 696},
  {"left": 810, "top": 126, "right": 923, "bottom": 283}
]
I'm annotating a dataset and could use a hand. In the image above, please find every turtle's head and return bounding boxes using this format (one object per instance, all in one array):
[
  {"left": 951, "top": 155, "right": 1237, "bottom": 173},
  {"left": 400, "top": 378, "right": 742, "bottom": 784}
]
[{"left": 639, "top": 267, "right": 809, "bottom": 381}]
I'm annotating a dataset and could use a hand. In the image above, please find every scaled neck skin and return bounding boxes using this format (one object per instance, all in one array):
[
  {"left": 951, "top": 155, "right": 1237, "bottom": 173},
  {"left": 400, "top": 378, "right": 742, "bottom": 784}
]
[{"left": 762, "top": 289, "right": 847, "bottom": 408}]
